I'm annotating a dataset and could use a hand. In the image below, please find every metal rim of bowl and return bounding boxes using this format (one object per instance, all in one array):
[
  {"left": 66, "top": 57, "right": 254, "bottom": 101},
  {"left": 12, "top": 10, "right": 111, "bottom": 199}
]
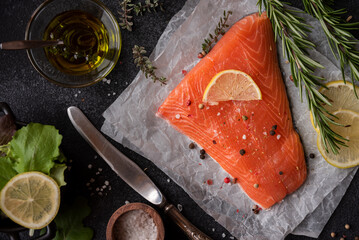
[{"left": 24, "top": 0, "right": 122, "bottom": 88}]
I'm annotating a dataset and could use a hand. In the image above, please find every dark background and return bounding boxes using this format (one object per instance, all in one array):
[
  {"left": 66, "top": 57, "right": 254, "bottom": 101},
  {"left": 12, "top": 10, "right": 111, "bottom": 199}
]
[{"left": 1, "top": 0, "right": 359, "bottom": 239}]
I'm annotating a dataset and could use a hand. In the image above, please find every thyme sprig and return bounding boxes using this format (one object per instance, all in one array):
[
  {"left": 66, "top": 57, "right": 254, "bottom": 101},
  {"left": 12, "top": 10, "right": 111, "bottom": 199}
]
[
  {"left": 132, "top": 45, "right": 167, "bottom": 84},
  {"left": 134, "top": 0, "right": 164, "bottom": 16},
  {"left": 201, "top": 10, "right": 232, "bottom": 56},
  {"left": 119, "top": 0, "right": 134, "bottom": 31},
  {"left": 303, "top": 0, "right": 359, "bottom": 97},
  {"left": 118, "top": 0, "right": 164, "bottom": 31},
  {"left": 257, "top": 0, "right": 347, "bottom": 154}
]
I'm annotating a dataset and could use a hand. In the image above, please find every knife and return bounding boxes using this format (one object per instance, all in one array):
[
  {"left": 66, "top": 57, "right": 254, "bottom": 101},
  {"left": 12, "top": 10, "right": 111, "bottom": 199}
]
[{"left": 67, "top": 106, "right": 212, "bottom": 240}]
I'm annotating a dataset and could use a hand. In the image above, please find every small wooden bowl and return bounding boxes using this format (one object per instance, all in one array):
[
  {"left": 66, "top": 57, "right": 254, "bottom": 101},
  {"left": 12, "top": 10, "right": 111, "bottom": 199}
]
[{"left": 106, "top": 203, "right": 165, "bottom": 240}]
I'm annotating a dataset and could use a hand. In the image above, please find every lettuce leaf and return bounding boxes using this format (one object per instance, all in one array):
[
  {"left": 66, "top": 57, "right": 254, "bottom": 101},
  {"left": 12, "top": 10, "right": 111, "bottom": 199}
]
[
  {"left": 9, "top": 123, "right": 62, "bottom": 174},
  {"left": 0, "top": 123, "right": 67, "bottom": 191},
  {"left": 0, "top": 157, "right": 17, "bottom": 190},
  {"left": 54, "top": 197, "right": 93, "bottom": 240},
  {"left": 50, "top": 163, "right": 67, "bottom": 187}
]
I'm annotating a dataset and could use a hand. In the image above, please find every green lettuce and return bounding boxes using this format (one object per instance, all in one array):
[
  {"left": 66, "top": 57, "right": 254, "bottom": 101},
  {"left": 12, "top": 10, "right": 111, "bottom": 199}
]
[
  {"left": 54, "top": 197, "right": 93, "bottom": 240},
  {"left": 0, "top": 157, "right": 17, "bottom": 190},
  {"left": 10, "top": 123, "right": 63, "bottom": 174},
  {"left": 0, "top": 123, "right": 67, "bottom": 191}
]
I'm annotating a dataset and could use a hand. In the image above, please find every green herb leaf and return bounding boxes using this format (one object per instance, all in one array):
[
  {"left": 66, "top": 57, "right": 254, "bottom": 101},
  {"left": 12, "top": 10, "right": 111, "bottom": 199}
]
[
  {"left": 10, "top": 123, "right": 62, "bottom": 174},
  {"left": 132, "top": 45, "right": 167, "bottom": 84},
  {"left": 0, "top": 157, "right": 17, "bottom": 191},
  {"left": 54, "top": 197, "right": 93, "bottom": 240},
  {"left": 200, "top": 10, "right": 232, "bottom": 56},
  {"left": 50, "top": 163, "right": 67, "bottom": 187}
]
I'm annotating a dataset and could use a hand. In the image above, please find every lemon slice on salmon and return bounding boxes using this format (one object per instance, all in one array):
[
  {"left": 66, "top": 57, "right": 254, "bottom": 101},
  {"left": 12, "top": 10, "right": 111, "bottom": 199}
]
[
  {"left": 317, "top": 109, "right": 359, "bottom": 168},
  {"left": 0, "top": 172, "right": 60, "bottom": 229},
  {"left": 203, "top": 70, "right": 262, "bottom": 103},
  {"left": 310, "top": 80, "right": 359, "bottom": 132}
]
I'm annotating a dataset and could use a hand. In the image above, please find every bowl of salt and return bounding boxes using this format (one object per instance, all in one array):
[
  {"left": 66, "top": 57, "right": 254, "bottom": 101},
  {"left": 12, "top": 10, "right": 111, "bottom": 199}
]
[{"left": 106, "top": 203, "right": 165, "bottom": 240}]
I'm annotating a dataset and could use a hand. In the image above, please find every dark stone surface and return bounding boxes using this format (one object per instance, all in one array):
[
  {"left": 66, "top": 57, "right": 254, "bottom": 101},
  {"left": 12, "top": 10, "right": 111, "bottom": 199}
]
[{"left": 0, "top": 0, "right": 359, "bottom": 239}]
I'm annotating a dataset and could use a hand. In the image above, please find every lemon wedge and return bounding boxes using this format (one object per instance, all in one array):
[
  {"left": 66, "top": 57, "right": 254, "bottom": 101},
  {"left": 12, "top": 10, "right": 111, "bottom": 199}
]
[
  {"left": 310, "top": 80, "right": 359, "bottom": 132},
  {"left": 0, "top": 172, "right": 60, "bottom": 229},
  {"left": 317, "top": 109, "right": 359, "bottom": 168},
  {"left": 203, "top": 69, "right": 262, "bottom": 103}
]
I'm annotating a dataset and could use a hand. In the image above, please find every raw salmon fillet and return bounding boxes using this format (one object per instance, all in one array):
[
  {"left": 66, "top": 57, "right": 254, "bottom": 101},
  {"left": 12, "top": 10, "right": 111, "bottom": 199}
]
[{"left": 157, "top": 12, "right": 307, "bottom": 209}]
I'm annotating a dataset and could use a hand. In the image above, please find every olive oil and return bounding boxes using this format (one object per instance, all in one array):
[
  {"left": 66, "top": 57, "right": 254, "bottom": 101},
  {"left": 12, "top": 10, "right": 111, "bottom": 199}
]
[{"left": 43, "top": 10, "right": 109, "bottom": 75}]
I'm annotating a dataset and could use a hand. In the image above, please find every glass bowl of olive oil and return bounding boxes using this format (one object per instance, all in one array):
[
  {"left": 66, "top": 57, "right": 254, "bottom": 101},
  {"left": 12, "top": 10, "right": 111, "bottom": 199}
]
[{"left": 25, "top": 0, "right": 121, "bottom": 87}]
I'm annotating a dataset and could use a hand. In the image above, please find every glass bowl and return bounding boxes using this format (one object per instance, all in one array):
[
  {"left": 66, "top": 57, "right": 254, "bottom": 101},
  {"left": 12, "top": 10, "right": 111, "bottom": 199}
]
[{"left": 25, "top": 0, "right": 121, "bottom": 88}]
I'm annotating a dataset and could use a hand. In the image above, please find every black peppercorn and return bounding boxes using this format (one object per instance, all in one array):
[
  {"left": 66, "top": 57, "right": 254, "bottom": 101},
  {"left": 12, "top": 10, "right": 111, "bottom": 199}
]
[
  {"left": 200, "top": 149, "right": 206, "bottom": 155},
  {"left": 269, "top": 130, "right": 276, "bottom": 136},
  {"left": 239, "top": 149, "right": 245, "bottom": 156},
  {"left": 309, "top": 153, "right": 315, "bottom": 158},
  {"left": 272, "top": 125, "right": 277, "bottom": 130},
  {"left": 189, "top": 142, "right": 195, "bottom": 149},
  {"left": 200, "top": 154, "right": 205, "bottom": 159}
]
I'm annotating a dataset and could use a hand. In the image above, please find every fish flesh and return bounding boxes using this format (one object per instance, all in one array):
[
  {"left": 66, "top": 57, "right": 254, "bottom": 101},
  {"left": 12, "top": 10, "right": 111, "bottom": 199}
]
[{"left": 157, "top": 12, "right": 307, "bottom": 209}]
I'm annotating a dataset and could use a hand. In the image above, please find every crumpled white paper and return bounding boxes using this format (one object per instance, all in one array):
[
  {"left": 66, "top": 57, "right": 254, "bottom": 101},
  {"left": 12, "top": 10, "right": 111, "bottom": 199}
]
[{"left": 101, "top": 0, "right": 357, "bottom": 239}]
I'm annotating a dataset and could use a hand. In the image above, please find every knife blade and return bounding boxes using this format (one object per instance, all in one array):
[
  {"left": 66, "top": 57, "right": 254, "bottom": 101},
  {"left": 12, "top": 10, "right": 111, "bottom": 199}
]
[{"left": 67, "top": 106, "right": 212, "bottom": 240}]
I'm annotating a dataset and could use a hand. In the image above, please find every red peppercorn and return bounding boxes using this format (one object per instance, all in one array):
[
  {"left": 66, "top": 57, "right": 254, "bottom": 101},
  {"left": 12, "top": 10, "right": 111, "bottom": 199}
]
[
  {"left": 198, "top": 53, "right": 204, "bottom": 58},
  {"left": 207, "top": 179, "right": 213, "bottom": 185},
  {"left": 182, "top": 70, "right": 188, "bottom": 76},
  {"left": 186, "top": 100, "right": 192, "bottom": 106},
  {"left": 224, "top": 177, "right": 230, "bottom": 184}
]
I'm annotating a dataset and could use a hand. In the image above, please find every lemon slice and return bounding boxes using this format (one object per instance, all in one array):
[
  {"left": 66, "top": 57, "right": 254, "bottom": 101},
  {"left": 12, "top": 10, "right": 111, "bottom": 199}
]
[
  {"left": 317, "top": 109, "right": 359, "bottom": 168},
  {"left": 0, "top": 172, "right": 60, "bottom": 229},
  {"left": 203, "top": 69, "right": 262, "bottom": 103},
  {"left": 310, "top": 80, "right": 359, "bottom": 132}
]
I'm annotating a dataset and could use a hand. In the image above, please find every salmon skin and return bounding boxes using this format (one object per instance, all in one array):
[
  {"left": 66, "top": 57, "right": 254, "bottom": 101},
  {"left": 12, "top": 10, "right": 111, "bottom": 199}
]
[{"left": 157, "top": 12, "right": 307, "bottom": 209}]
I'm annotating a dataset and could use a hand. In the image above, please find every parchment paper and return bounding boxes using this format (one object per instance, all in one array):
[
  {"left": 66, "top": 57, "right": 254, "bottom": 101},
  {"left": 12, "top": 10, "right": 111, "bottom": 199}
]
[{"left": 101, "top": 0, "right": 357, "bottom": 239}]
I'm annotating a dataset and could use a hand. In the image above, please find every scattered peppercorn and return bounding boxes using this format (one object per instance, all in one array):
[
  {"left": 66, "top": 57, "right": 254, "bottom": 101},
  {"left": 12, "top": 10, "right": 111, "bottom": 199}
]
[
  {"left": 254, "top": 183, "right": 259, "bottom": 188},
  {"left": 198, "top": 103, "right": 204, "bottom": 109},
  {"left": 189, "top": 142, "right": 195, "bottom": 149},
  {"left": 345, "top": 224, "right": 350, "bottom": 229},
  {"left": 224, "top": 177, "right": 230, "bottom": 184},
  {"left": 269, "top": 130, "right": 276, "bottom": 136},
  {"left": 200, "top": 149, "right": 206, "bottom": 155},
  {"left": 200, "top": 154, "right": 205, "bottom": 159},
  {"left": 186, "top": 100, "right": 192, "bottom": 106},
  {"left": 233, "top": 178, "right": 238, "bottom": 184},
  {"left": 330, "top": 232, "right": 336, "bottom": 238},
  {"left": 239, "top": 149, "right": 245, "bottom": 156},
  {"left": 207, "top": 179, "right": 213, "bottom": 185},
  {"left": 242, "top": 115, "right": 248, "bottom": 121},
  {"left": 289, "top": 75, "right": 294, "bottom": 82},
  {"left": 253, "top": 209, "right": 260, "bottom": 214},
  {"left": 252, "top": 204, "right": 259, "bottom": 210},
  {"left": 309, "top": 153, "right": 315, "bottom": 158},
  {"left": 279, "top": 171, "right": 283, "bottom": 175},
  {"left": 272, "top": 125, "right": 277, "bottom": 130},
  {"left": 213, "top": 140, "right": 217, "bottom": 144},
  {"left": 198, "top": 52, "right": 204, "bottom": 58}
]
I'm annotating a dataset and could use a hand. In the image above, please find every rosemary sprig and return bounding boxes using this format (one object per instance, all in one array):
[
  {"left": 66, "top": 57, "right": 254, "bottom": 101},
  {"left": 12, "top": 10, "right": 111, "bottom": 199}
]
[
  {"left": 132, "top": 45, "right": 167, "bottom": 84},
  {"left": 118, "top": 0, "right": 164, "bottom": 31},
  {"left": 302, "top": 0, "right": 359, "bottom": 97},
  {"left": 200, "top": 10, "right": 232, "bottom": 57},
  {"left": 133, "top": 0, "right": 164, "bottom": 16},
  {"left": 257, "top": 0, "right": 347, "bottom": 154}
]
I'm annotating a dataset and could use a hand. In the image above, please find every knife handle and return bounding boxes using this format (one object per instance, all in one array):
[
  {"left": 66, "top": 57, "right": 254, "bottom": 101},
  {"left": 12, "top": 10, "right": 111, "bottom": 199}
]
[{"left": 163, "top": 203, "right": 212, "bottom": 240}]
